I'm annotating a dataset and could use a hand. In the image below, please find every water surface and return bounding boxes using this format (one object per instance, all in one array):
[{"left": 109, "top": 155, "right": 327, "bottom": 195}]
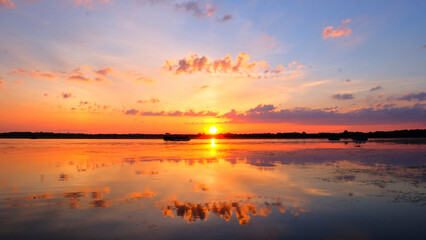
[{"left": 0, "top": 139, "right": 425, "bottom": 239}]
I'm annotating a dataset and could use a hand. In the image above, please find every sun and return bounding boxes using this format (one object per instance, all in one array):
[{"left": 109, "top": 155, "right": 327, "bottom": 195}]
[{"left": 208, "top": 126, "right": 218, "bottom": 134}]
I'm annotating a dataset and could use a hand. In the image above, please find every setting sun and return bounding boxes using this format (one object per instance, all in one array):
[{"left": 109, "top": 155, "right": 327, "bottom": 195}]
[{"left": 209, "top": 126, "right": 218, "bottom": 134}]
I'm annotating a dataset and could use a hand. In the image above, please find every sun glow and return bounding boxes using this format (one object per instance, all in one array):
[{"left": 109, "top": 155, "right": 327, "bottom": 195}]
[{"left": 209, "top": 126, "right": 218, "bottom": 134}]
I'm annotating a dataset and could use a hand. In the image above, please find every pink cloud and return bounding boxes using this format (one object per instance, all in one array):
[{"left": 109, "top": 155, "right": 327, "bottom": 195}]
[
  {"left": 323, "top": 26, "right": 352, "bottom": 38},
  {"left": 137, "top": 98, "right": 160, "bottom": 104},
  {"left": 323, "top": 19, "right": 352, "bottom": 39},
  {"left": 68, "top": 0, "right": 109, "bottom": 7},
  {"left": 8, "top": 69, "right": 56, "bottom": 79},
  {"left": 0, "top": 0, "right": 15, "bottom": 8}
]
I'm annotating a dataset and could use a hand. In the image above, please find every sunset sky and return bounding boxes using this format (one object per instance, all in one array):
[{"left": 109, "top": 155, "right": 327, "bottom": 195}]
[{"left": 0, "top": 0, "right": 425, "bottom": 133}]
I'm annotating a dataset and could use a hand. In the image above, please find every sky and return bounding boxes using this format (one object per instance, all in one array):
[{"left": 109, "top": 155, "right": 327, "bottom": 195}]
[{"left": 0, "top": 0, "right": 425, "bottom": 134}]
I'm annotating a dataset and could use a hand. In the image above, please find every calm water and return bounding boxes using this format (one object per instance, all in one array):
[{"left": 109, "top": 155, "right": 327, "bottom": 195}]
[{"left": 0, "top": 139, "right": 425, "bottom": 240}]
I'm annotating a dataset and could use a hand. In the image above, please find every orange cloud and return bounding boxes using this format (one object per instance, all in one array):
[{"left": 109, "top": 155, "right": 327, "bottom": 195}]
[
  {"left": 0, "top": 0, "right": 15, "bottom": 8},
  {"left": 323, "top": 19, "right": 352, "bottom": 38},
  {"left": 137, "top": 98, "right": 160, "bottom": 104},
  {"left": 8, "top": 69, "right": 56, "bottom": 79},
  {"left": 341, "top": 18, "right": 351, "bottom": 24},
  {"left": 323, "top": 26, "right": 351, "bottom": 38},
  {"left": 68, "top": 75, "right": 90, "bottom": 82},
  {"left": 95, "top": 67, "right": 114, "bottom": 76},
  {"left": 28, "top": 71, "right": 56, "bottom": 79},
  {"left": 132, "top": 109, "right": 218, "bottom": 117}
]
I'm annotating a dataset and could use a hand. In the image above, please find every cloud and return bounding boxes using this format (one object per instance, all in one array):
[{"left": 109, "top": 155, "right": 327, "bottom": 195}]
[
  {"left": 323, "top": 26, "right": 351, "bottom": 38},
  {"left": 28, "top": 71, "right": 56, "bottom": 79},
  {"left": 0, "top": 80, "right": 3, "bottom": 85},
  {"left": 125, "top": 109, "right": 139, "bottom": 115},
  {"left": 137, "top": 97, "right": 160, "bottom": 104},
  {"left": 164, "top": 52, "right": 301, "bottom": 78},
  {"left": 323, "top": 19, "right": 352, "bottom": 39},
  {"left": 8, "top": 69, "right": 56, "bottom": 79},
  {"left": 341, "top": 19, "right": 351, "bottom": 24},
  {"left": 199, "top": 85, "right": 209, "bottom": 90},
  {"left": 136, "top": 0, "right": 231, "bottom": 20},
  {"left": 67, "top": 0, "right": 110, "bottom": 8},
  {"left": 0, "top": 0, "right": 15, "bottom": 8},
  {"left": 61, "top": 92, "right": 73, "bottom": 99},
  {"left": 174, "top": 1, "right": 216, "bottom": 18},
  {"left": 332, "top": 93, "right": 354, "bottom": 100},
  {"left": 221, "top": 104, "right": 426, "bottom": 125},
  {"left": 130, "top": 109, "right": 218, "bottom": 117},
  {"left": 218, "top": 14, "right": 232, "bottom": 22},
  {"left": 370, "top": 85, "right": 382, "bottom": 92},
  {"left": 398, "top": 92, "right": 426, "bottom": 101},
  {"left": 68, "top": 75, "right": 90, "bottom": 82},
  {"left": 95, "top": 67, "right": 113, "bottom": 76},
  {"left": 345, "top": 79, "right": 351, "bottom": 83}
]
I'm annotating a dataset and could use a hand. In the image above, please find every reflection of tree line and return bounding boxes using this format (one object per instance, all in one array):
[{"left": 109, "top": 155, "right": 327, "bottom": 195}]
[{"left": 158, "top": 197, "right": 309, "bottom": 225}]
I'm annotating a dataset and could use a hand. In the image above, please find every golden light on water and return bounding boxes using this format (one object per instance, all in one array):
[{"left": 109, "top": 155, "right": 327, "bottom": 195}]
[
  {"left": 210, "top": 138, "right": 216, "bottom": 148},
  {"left": 209, "top": 126, "right": 218, "bottom": 134}
]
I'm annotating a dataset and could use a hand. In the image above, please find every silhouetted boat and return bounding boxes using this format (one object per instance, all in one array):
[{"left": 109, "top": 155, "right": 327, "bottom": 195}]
[{"left": 163, "top": 133, "right": 190, "bottom": 141}]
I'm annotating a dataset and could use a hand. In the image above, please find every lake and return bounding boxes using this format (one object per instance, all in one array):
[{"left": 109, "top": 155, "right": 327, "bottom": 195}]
[{"left": 0, "top": 139, "right": 425, "bottom": 239}]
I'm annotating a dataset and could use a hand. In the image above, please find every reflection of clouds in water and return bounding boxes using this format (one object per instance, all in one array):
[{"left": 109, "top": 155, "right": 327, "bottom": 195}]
[
  {"left": 90, "top": 199, "right": 110, "bottom": 208},
  {"left": 58, "top": 173, "right": 70, "bottom": 181},
  {"left": 193, "top": 183, "right": 210, "bottom": 192},
  {"left": 135, "top": 170, "right": 159, "bottom": 175},
  {"left": 157, "top": 196, "right": 309, "bottom": 225}
]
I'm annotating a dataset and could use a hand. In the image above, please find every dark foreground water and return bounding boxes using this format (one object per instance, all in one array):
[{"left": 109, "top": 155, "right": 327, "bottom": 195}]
[{"left": 0, "top": 139, "right": 425, "bottom": 240}]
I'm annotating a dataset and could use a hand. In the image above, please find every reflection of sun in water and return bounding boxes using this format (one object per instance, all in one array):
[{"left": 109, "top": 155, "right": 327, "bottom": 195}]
[
  {"left": 210, "top": 139, "right": 216, "bottom": 148},
  {"left": 209, "top": 126, "right": 218, "bottom": 134}
]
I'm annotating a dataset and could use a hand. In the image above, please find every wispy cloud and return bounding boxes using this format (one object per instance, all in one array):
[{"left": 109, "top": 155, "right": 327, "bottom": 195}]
[
  {"left": 332, "top": 93, "right": 354, "bottom": 100},
  {"left": 8, "top": 69, "right": 56, "bottom": 79},
  {"left": 67, "top": 0, "right": 110, "bottom": 8},
  {"left": 136, "top": 0, "right": 231, "bottom": 20},
  {"left": 124, "top": 109, "right": 218, "bottom": 117},
  {"left": 323, "top": 19, "right": 352, "bottom": 38},
  {"left": 68, "top": 75, "right": 90, "bottom": 82},
  {"left": 174, "top": 1, "right": 216, "bottom": 18},
  {"left": 398, "top": 92, "right": 426, "bottom": 101},
  {"left": 221, "top": 104, "right": 426, "bottom": 125},
  {"left": 370, "top": 85, "right": 382, "bottom": 92},
  {"left": 0, "top": 0, "right": 15, "bottom": 8},
  {"left": 137, "top": 97, "right": 160, "bottom": 104},
  {"left": 218, "top": 14, "right": 232, "bottom": 22}
]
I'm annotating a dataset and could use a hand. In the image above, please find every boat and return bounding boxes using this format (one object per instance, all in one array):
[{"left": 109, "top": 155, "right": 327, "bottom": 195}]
[{"left": 163, "top": 133, "right": 190, "bottom": 141}]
